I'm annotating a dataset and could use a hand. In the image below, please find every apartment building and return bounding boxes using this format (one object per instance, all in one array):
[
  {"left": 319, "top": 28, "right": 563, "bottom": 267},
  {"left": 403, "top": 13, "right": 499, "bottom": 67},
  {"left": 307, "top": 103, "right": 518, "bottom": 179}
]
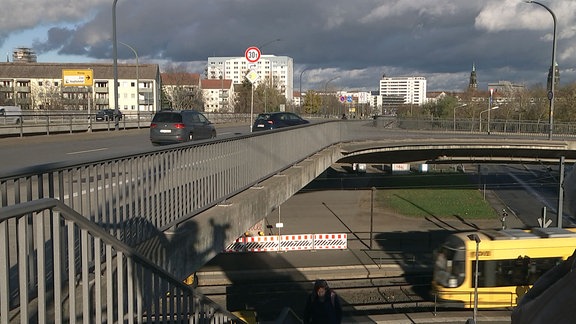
[
  {"left": 207, "top": 55, "right": 293, "bottom": 102},
  {"left": 0, "top": 62, "right": 161, "bottom": 112},
  {"left": 379, "top": 76, "right": 427, "bottom": 106},
  {"left": 200, "top": 78, "right": 234, "bottom": 112}
]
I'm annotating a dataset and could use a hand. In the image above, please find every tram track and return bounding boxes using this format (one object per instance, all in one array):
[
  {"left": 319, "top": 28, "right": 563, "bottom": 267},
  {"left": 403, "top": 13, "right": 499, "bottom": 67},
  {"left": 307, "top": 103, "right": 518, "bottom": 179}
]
[{"left": 195, "top": 271, "right": 437, "bottom": 320}]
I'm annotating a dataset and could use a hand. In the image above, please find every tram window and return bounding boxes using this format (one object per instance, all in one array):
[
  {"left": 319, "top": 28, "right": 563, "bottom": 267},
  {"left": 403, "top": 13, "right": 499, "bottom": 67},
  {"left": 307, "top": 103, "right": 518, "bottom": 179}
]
[
  {"left": 474, "top": 257, "right": 562, "bottom": 287},
  {"left": 434, "top": 247, "right": 466, "bottom": 287}
]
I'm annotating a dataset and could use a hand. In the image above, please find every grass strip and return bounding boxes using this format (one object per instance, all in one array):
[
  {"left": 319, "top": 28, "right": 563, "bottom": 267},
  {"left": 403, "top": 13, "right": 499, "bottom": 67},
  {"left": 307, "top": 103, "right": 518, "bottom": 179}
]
[{"left": 375, "top": 173, "right": 498, "bottom": 219}]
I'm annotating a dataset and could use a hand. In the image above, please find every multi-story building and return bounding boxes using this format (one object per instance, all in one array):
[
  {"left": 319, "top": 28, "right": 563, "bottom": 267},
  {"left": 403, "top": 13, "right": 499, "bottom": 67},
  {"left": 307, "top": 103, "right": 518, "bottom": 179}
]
[
  {"left": 0, "top": 62, "right": 161, "bottom": 112},
  {"left": 334, "top": 90, "right": 374, "bottom": 117},
  {"left": 200, "top": 79, "right": 234, "bottom": 112},
  {"left": 370, "top": 90, "right": 383, "bottom": 114},
  {"left": 379, "top": 76, "right": 427, "bottom": 107},
  {"left": 12, "top": 47, "right": 37, "bottom": 63},
  {"left": 207, "top": 55, "right": 293, "bottom": 102},
  {"left": 161, "top": 72, "right": 201, "bottom": 110}
]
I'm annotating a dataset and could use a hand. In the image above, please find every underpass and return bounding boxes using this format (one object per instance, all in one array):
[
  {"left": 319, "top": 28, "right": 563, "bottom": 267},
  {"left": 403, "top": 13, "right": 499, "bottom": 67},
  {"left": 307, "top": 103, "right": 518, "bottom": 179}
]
[{"left": 2, "top": 120, "right": 576, "bottom": 322}]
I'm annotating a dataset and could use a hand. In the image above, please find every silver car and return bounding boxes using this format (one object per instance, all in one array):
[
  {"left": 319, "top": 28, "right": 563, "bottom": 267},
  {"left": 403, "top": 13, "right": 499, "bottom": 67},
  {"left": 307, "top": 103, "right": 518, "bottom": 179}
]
[{"left": 150, "top": 110, "right": 216, "bottom": 145}]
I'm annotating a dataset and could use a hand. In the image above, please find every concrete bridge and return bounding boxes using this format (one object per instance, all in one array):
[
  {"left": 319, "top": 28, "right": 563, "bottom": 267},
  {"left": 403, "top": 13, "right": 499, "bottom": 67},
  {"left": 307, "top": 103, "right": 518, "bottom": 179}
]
[{"left": 2, "top": 119, "right": 576, "bottom": 322}]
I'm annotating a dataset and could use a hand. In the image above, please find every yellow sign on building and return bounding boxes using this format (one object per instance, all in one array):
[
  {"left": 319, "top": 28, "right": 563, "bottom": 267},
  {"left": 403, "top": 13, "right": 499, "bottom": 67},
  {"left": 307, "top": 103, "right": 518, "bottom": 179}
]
[{"left": 62, "top": 69, "right": 94, "bottom": 87}]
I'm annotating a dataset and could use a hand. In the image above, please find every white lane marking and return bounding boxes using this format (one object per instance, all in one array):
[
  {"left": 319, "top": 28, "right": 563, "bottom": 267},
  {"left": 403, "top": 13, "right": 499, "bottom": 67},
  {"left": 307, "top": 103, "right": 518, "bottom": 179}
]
[{"left": 67, "top": 148, "right": 109, "bottom": 155}]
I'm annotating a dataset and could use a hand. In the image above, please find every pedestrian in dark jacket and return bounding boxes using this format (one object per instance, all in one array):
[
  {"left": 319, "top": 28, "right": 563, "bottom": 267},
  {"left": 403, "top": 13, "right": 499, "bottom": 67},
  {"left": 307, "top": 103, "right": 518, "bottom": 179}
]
[{"left": 303, "top": 279, "right": 342, "bottom": 324}]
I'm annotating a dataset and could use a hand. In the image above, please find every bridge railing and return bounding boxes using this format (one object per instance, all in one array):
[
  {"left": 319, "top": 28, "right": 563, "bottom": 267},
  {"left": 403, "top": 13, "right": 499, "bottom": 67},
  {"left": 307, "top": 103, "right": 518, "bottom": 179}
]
[
  {"left": 0, "top": 122, "right": 358, "bottom": 266},
  {"left": 387, "top": 116, "right": 576, "bottom": 137},
  {"left": 0, "top": 111, "right": 250, "bottom": 137},
  {"left": 0, "top": 198, "right": 244, "bottom": 323}
]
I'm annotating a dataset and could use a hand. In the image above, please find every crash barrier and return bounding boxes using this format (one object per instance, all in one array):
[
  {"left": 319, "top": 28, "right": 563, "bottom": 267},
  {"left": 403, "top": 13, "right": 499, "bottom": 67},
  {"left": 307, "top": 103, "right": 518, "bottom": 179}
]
[{"left": 225, "top": 233, "right": 347, "bottom": 252}]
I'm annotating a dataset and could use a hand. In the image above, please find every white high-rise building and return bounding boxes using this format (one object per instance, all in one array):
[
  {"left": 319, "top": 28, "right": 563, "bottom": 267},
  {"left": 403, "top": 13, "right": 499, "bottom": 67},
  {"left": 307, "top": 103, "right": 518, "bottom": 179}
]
[
  {"left": 207, "top": 55, "right": 293, "bottom": 101},
  {"left": 379, "top": 76, "right": 427, "bottom": 106}
]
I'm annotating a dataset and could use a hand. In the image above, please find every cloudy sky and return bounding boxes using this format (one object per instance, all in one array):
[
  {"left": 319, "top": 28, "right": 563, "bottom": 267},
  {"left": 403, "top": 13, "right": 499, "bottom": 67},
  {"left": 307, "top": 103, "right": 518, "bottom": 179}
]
[{"left": 1, "top": 0, "right": 575, "bottom": 92}]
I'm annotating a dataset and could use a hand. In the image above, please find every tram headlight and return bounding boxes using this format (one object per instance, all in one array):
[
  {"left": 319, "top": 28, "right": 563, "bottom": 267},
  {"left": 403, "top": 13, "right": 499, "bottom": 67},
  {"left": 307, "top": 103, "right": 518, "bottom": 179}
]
[{"left": 448, "top": 277, "right": 458, "bottom": 288}]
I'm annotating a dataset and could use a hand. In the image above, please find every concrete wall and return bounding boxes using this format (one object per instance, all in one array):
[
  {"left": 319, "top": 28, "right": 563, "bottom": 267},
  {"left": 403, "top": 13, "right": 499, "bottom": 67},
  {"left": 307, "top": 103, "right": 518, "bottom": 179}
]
[{"left": 162, "top": 144, "right": 343, "bottom": 278}]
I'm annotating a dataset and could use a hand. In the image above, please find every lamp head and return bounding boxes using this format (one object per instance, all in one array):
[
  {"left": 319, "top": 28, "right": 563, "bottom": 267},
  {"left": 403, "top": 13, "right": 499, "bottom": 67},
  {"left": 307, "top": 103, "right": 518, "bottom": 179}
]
[{"left": 467, "top": 234, "right": 481, "bottom": 243}]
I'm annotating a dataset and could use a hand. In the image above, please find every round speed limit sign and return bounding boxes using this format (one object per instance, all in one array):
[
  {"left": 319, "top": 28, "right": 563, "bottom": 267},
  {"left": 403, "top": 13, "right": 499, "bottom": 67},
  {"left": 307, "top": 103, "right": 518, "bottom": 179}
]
[{"left": 245, "top": 46, "right": 261, "bottom": 63}]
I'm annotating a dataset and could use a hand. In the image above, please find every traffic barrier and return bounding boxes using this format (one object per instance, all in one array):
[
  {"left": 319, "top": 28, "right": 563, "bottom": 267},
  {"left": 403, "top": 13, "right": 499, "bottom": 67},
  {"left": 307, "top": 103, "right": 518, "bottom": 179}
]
[
  {"left": 279, "top": 234, "right": 314, "bottom": 251},
  {"left": 314, "top": 233, "right": 347, "bottom": 250},
  {"left": 225, "top": 233, "right": 347, "bottom": 252}
]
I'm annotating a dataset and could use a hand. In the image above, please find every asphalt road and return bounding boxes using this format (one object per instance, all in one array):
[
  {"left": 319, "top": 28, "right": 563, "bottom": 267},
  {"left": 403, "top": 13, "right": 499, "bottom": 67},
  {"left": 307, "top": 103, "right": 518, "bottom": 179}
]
[
  {"left": 0, "top": 124, "right": 248, "bottom": 173},
  {"left": 480, "top": 164, "right": 574, "bottom": 227}
]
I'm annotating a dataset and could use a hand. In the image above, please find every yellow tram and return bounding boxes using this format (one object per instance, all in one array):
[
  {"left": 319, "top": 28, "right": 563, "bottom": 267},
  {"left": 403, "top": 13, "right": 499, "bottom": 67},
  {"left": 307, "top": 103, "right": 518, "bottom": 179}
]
[{"left": 431, "top": 227, "right": 576, "bottom": 309}]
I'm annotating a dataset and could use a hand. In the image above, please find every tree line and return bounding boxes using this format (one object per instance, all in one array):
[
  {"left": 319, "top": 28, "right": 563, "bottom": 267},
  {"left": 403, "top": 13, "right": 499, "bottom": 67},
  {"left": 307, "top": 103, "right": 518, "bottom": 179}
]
[{"left": 399, "top": 83, "right": 576, "bottom": 124}]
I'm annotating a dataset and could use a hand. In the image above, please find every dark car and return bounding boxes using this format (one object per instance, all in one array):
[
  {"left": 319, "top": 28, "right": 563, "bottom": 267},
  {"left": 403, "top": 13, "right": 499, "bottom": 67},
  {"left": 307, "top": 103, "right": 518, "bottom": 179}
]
[
  {"left": 252, "top": 112, "right": 309, "bottom": 131},
  {"left": 95, "top": 109, "right": 122, "bottom": 121},
  {"left": 150, "top": 110, "right": 216, "bottom": 145}
]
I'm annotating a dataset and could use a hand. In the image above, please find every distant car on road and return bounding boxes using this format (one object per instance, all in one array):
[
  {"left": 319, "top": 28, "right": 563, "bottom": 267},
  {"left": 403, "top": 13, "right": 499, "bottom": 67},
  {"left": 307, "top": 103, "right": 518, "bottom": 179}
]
[
  {"left": 95, "top": 109, "right": 122, "bottom": 121},
  {"left": 149, "top": 110, "right": 216, "bottom": 145},
  {"left": 0, "top": 106, "right": 22, "bottom": 124},
  {"left": 252, "top": 112, "right": 309, "bottom": 131}
]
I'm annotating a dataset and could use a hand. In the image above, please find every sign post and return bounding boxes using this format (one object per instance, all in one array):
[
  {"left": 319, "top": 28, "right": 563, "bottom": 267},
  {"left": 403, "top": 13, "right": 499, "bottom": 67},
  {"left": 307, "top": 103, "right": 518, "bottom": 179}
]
[
  {"left": 62, "top": 69, "right": 94, "bottom": 131},
  {"left": 245, "top": 70, "right": 260, "bottom": 132},
  {"left": 62, "top": 69, "right": 93, "bottom": 87},
  {"left": 245, "top": 46, "right": 261, "bottom": 64},
  {"left": 245, "top": 47, "right": 261, "bottom": 132}
]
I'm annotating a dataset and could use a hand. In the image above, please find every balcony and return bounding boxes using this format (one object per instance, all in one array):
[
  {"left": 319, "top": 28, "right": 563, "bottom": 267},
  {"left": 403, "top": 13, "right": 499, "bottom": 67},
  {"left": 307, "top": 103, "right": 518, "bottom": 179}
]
[
  {"left": 95, "top": 86, "right": 109, "bottom": 93},
  {"left": 15, "top": 86, "right": 31, "bottom": 93},
  {"left": 0, "top": 86, "right": 13, "bottom": 92},
  {"left": 15, "top": 98, "right": 31, "bottom": 104}
]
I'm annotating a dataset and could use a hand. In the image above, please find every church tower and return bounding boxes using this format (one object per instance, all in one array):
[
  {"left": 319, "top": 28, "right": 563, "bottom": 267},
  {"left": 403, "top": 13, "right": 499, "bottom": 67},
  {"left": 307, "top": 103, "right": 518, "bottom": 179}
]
[{"left": 468, "top": 63, "right": 478, "bottom": 90}]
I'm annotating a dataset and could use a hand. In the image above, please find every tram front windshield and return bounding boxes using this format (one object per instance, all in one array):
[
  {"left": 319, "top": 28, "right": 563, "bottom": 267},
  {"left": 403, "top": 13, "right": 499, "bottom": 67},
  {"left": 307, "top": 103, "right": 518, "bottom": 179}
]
[{"left": 434, "top": 245, "right": 466, "bottom": 288}]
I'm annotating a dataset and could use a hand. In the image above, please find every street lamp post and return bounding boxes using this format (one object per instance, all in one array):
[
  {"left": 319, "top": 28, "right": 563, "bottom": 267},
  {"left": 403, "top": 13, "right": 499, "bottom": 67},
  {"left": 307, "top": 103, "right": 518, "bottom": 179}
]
[
  {"left": 525, "top": 1, "right": 557, "bottom": 140},
  {"left": 299, "top": 67, "right": 310, "bottom": 113},
  {"left": 258, "top": 39, "right": 281, "bottom": 113},
  {"left": 370, "top": 187, "right": 376, "bottom": 250},
  {"left": 479, "top": 106, "right": 499, "bottom": 133},
  {"left": 112, "top": 0, "right": 119, "bottom": 130},
  {"left": 467, "top": 234, "right": 481, "bottom": 324},
  {"left": 118, "top": 41, "right": 139, "bottom": 128},
  {"left": 323, "top": 77, "right": 340, "bottom": 117},
  {"left": 453, "top": 104, "right": 467, "bottom": 131}
]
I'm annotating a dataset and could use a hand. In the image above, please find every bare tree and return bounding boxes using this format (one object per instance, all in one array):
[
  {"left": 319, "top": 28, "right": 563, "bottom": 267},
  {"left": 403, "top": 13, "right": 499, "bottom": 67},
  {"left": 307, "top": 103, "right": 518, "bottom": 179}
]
[{"left": 161, "top": 70, "right": 203, "bottom": 110}]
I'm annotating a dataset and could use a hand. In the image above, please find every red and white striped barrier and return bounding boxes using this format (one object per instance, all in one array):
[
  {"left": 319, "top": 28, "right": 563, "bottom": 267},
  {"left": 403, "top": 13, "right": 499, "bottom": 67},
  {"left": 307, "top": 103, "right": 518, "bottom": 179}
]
[
  {"left": 225, "top": 233, "right": 347, "bottom": 252},
  {"left": 225, "top": 235, "right": 279, "bottom": 252},
  {"left": 279, "top": 234, "right": 314, "bottom": 251},
  {"left": 313, "top": 233, "right": 348, "bottom": 250}
]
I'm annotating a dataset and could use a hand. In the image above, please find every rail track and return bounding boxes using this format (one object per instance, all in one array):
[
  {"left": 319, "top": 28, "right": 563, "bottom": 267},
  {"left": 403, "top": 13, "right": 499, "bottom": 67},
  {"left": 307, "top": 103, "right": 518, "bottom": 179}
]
[{"left": 196, "top": 272, "right": 436, "bottom": 321}]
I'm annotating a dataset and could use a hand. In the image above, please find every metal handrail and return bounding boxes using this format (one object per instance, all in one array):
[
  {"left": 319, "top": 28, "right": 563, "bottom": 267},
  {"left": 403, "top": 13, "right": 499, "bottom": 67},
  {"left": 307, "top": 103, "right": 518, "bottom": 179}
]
[
  {"left": 0, "top": 198, "right": 244, "bottom": 323},
  {"left": 0, "top": 121, "right": 357, "bottom": 305}
]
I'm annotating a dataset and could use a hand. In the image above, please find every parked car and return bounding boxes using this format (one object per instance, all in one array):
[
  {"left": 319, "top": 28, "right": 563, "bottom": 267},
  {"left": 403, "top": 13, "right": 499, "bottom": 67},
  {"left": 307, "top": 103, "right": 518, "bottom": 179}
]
[
  {"left": 252, "top": 112, "right": 309, "bottom": 131},
  {"left": 150, "top": 110, "right": 216, "bottom": 145},
  {"left": 95, "top": 109, "right": 122, "bottom": 121}
]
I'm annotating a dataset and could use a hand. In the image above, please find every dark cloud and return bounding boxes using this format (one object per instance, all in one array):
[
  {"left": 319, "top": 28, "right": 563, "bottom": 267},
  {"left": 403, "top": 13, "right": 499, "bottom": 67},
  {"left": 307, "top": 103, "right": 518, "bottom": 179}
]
[
  {"left": 7, "top": 1, "right": 576, "bottom": 91},
  {"left": 32, "top": 27, "right": 71, "bottom": 53}
]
